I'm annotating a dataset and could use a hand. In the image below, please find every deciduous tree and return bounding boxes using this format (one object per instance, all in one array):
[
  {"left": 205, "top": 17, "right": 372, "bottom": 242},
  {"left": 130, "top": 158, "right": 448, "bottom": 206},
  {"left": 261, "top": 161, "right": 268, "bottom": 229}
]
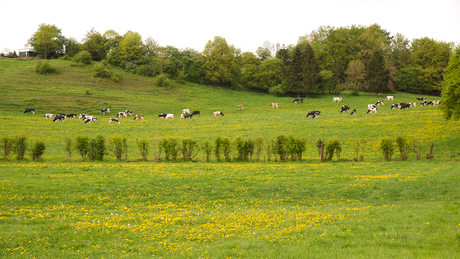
[
  {"left": 28, "top": 23, "right": 63, "bottom": 59},
  {"left": 82, "top": 28, "right": 106, "bottom": 61},
  {"left": 440, "top": 45, "right": 460, "bottom": 120},
  {"left": 202, "top": 36, "right": 237, "bottom": 85},
  {"left": 365, "top": 50, "right": 390, "bottom": 95}
]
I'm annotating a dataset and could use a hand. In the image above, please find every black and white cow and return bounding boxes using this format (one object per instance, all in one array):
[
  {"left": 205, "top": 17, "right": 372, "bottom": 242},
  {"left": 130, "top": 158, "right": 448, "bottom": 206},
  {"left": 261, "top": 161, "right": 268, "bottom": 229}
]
[
  {"left": 399, "top": 103, "right": 411, "bottom": 109},
  {"left": 66, "top": 114, "right": 77, "bottom": 118},
  {"left": 180, "top": 113, "right": 193, "bottom": 120},
  {"left": 117, "top": 112, "right": 127, "bottom": 117},
  {"left": 416, "top": 97, "right": 426, "bottom": 102},
  {"left": 433, "top": 100, "right": 442, "bottom": 105},
  {"left": 84, "top": 117, "right": 97, "bottom": 123},
  {"left": 376, "top": 101, "right": 384, "bottom": 106},
  {"left": 24, "top": 108, "right": 35, "bottom": 114},
  {"left": 307, "top": 110, "right": 321, "bottom": 118},
  {"left": 368, "top": 104, "right": 377, "bottom": 109},
  {"left": 391, "top": 103, "right": 399, "bottom": 109},
  {"left": 350, "top": 109, "right": 357, "bottom": 115},
  {"left": 158, "top": 113, "right": 167, "bottom": 118},
  {"left": 340, "top": 105, "right": 350, "bottom": 113},
  {"left": 125, "top": 110, "right": 133, "bottom": 116},
  {"left": 53, "top": 114, "right": 66, "bottom": 122},
  {"left": 109, "top": 118, "right": 120, "bottom": 124},
  {"left": 192, "top": 111, "right": 200, "bottom": 116},
  {"left": 367, "top": 107, "right": 377, "bottom": 114},
  {"left": 99, "top": 108, "right": 110, "bottom": 115}
]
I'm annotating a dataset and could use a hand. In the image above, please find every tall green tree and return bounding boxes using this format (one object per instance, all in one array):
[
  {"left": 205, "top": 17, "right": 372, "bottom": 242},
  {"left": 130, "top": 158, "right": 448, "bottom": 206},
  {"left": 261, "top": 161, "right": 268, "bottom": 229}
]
[
  {"left": 82, "top": 28, "right": 106, "bottom": 61},
  {"left": 63, "top": 37, "right": 81, "bottom": 57},
  {"left": 365, "top": 50, "right": 390, "bottom": 95},
  {"left": 256, "top": 47, "right": 271, "bottom": 60},
  {"left": 119, "top": 31, "right": 145, "bottom": 64},
  {"left": 357, "top": 24, "right": 391, "bottom": 65},
  {"left": 345, "top": 60, "right": 367, "bottom": 93},
  {"left": 440, "top": 46, "right": 460, "bottom": 120},
  {"left": 396, "top": 68, "right": 419, "bottom": 93},
  {"left": 410, "top": 37, "right": 453, "bottom": 92},
  {"left": 389, "top": 33, "right": 411, "bottom": 69},
  {"left": 288, "top": 42, "right": 320, "bottom": 97},
  {"left": 202, "top": 36, "right": 237, "bottom": 85},
  {"left": 28, "top": 23, "right": 63, "bottom": 59}
]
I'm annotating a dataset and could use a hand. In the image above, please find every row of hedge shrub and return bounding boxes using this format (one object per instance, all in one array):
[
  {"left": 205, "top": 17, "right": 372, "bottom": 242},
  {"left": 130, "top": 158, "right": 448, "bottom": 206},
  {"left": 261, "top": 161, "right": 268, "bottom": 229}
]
[{"left": 0, "top": 135, "right": 436, "bottom": 162}]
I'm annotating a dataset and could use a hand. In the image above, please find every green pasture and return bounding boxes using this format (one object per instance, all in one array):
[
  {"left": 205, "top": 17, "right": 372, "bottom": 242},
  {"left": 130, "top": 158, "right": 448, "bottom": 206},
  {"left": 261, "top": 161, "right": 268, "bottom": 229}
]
[{"left": 0, "top": 58, "right": 459, "bottom": 258}]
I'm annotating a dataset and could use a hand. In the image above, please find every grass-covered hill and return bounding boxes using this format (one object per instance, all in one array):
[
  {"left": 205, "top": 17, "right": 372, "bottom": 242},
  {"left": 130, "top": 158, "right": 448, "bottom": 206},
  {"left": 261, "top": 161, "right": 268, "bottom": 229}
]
[{"left": 1, "top": 57, "right": 459, "bottom": 161}]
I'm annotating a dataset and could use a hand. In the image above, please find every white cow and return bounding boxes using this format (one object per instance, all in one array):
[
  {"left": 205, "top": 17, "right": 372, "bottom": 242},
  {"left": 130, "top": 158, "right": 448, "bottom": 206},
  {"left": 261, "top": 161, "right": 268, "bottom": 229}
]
[
  {"left": 368, "top": 104, "right": 376, "bottom": 109},
  {"left": 182, "top": 109, "right": 191, "bottom": 114},
  {"left": 212, "top": 111, "right": 224, "bottom": 116},
  {"left": 332, "top": 97, "right": 342, "bottom": 102},
  {"left": 165, "top": 114, "right": 174, "bottom": 119},
  {"left": 385, "top": 96, "right": 394, "bottom": 101},
  {"left": 44, "top": 114, "right": 53, "bottom": 119}
]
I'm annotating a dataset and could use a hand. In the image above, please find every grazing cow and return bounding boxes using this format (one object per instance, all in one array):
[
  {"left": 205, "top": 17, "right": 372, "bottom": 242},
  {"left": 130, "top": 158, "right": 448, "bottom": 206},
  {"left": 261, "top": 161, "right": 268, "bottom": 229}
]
[
  {"left": 79, "top": 114, "right": 87, "bottom": 119},
  {"left": 133, "top": 114, "right": 144, "bottom": 120},
  {"left": 376, "top": 101, "right": 384, "bottom": 106},
  {"left": 367, "top": 107, "right": 377, "bottom": 114},
  {"left": 66, "top": 114, "right": 77, "bottom": 118},
  {"left": 109, "top": 118, "right": 120, "bottom": 124},
  {"left": 182, "top": 109, "right": 191, "bottom": 114},
  {"left": 84, "top": 117, "right": 97, "bottom": 123},
  {"left": 44, "top": 114, "right": 53, "bottom": 119},
  {"left": 340, "top": 105, "right": 350, "bottom": 113},
  {"left": 180, "top": 114, "right": 193, "bottom": 120},
  {"left": 409, "top": 102, "right": 416, "bottom": 107},
  {"left": 53, "top": 114, "right": 66, "bottom": 122},
  {"left": 416, "top": 97, "right": 426, "bottom": 102},
  {"left": 293, "top": 99, "right": 299, "bottom": 104},
  {"left": 391, "top": 104, "right": 399, "bottom": 109},
  {"left": 385, "top": 96, "right": 394, "bottom": 101},
  {"left": 237, "top": 104, "right": 243, "bottom": 110},
  {"left": 368, "top": 104, "right": 376, "bottom": 109},
  {"left": 117, "top": 112, "right": 127, "bottom": 117},
  {"left": 332, "top": 97, "right": 342, "bottom": 102},
  {"left": 269, "top": 103, "right": 279, "bottom": 108},
  {"left": 125, "top": 110, "right": 133, "bottom": 116},
  {"left": 212, "top": 111, "right": 224, "bottom": 116},
  {"left": 99, "top": 108, "right": 110, "bottom": 115},
  {"left": 306, "top": 110, "right": 321, "bottom": 118},
  {"left": 81, "top": 115, "right": 93, "bottom": 122},
  {"left": 433, "top": 100, "right": 441, "bottom": 105},
  {"left": 350, "top": 109, "right": 357, "bottom": 115},
  {"left": 158, "top": 113, "right": 167, "bottom": 118},
  {"left": 24, "top": 108, "right": 35, "bottom": 114},
  {"left": 399, "top": 103, "right": 411, "bottom": 109},
  {"left": 165, "top": 114, "right": 174, "bottom": 119},
  {"left": 192, "top": 111, "right": 200, "bottom": 116}
]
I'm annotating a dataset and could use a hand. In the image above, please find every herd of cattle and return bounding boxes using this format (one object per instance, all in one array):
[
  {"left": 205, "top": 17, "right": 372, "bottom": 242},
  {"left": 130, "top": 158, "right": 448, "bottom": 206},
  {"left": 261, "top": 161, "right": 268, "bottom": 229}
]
[{"left": 23, "top": 95, "right": 441, "bottom": 123}]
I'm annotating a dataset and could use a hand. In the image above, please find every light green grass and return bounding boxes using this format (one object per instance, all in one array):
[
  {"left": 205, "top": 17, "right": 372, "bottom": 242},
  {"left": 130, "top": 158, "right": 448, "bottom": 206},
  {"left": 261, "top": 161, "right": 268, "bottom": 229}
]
[{"left": 0, "top": 58, "right": 459, "bottom": 258}]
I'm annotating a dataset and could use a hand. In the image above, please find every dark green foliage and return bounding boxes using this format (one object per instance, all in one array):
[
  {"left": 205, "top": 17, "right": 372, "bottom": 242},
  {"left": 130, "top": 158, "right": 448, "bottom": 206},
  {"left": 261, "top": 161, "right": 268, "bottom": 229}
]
[
  {"left": 155, "top": 74, "right": 170, "bottom": 87},
  {"left": 380, "top": 137, "right": 395, "bottom": 161},
  {"left": 275, "top": 135, "right": 289, "bottom": 162},
  {"left": 89, "top": 135, "right": 106, "bottom": 161},
  {"left": 440, "top": 45, "right": 460, "bottom": 120},
  {"left": 366, "top": 50, "right": 390, "bottom": 95},
  {"left": 31, "top": 141, "right": 46, "bottom": 160},
  {"left": 72, "top": 51, "right": 92, "bottom": 64},
  {"left": 1, "top": 137, "right": 13, "bottom": 160},
  {"left": 325, "top": 138, "right": 341, "bottom": 161},
  {"left": 35, "top": 61, "right": 57, "bottom": 74},
  {"left": 395, "top": 136, "right": 411, "bottom": 161},
  {"left": 13, "top": 136, "right": 28, "bottom": 160},
  {"left": 254, "top": 137, "right": 264, "bottom": 162},
  {"left": 396, "top": 68, "right": 419, "bottom": 93},
  {"left": 214, "top": 137, "right": 222, "bottom": 161},
  {"left": 75, "top": 136, "right": 89, "bottom": 161},
  {"left": 136, "top": 138, "right": 149, "bottom": 161},
  {"left": 234, "top": 137, "right": 255, "bottom": 162},
  {"left": 220, "top": 138, "right": 231, "bottom": 161}
]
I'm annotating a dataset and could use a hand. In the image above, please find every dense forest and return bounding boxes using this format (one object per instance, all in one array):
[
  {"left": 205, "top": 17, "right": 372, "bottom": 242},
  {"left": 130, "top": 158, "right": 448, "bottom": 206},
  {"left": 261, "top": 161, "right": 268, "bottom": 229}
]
[{"left": 21, "top": 23, "right": 456, "bottom": 97}]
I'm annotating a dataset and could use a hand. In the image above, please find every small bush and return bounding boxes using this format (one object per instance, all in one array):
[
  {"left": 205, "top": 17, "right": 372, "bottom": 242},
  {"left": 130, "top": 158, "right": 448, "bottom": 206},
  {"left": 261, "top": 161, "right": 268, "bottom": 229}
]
[
  {"left": 155, "top": 74, "right": 170, "bottom": 87},
  {"left": 13, "top": 136, "right": 28, "bottom": 160},
  {"left": 31, "top": 141, "right": 46, "bottom": 160},
  {"left": 136, "top": 138, "right": 149, "bottom": 161},
  {"left": 109, "top": 136, "right": 128, "bottom": 161},
  {"left": 160, "top": 138, "right": 179, "bottom": 161},
  {"left": 35, "top": 61, "right": 57, "bottom": 74},
  {"left": 234, "top": 137, "right": 255, "bottom": 162},
  {"left": 354, "top": 138, "right": 366, "bottom": 161},
  {"left": 72, "top": 51, "right": 92, "bottom": 64},
  {"left": 92, "top": 60, "right": 119, "bottom": 82},
  {"left": 426, "top": 141, "right": 435, "bottom": 159},
  {"left": 275, "top": 135, "right": 289, "bottom": 162},
  {"left": 380, "top": 138, "right": 395, "bottom": 161},
  {"left": 202, "top": 141, "right": 213, "bottom": 162},
  {"left": 395, "top": 136, "right": 411, "bottom": 161},
  {"left": 0, "top": 137, "right": 13, "bottom": 160},
  {"left": 75, "top": 136, "right": 89, "bottom": 161},
  {"left": 88, "top": 135, "right": 106, "bottom": 161},
  {"left": 315, "top": 138, "right": 325, "bottom": 162},
  {"left": 325, "top": 138, "right": 342, "bottom": 161},
  {"left": 176, "top": 70, "right": 187, "bottom": 84},
  {"left": 181, "top": 139, "right": 200, "bottom": 161}
]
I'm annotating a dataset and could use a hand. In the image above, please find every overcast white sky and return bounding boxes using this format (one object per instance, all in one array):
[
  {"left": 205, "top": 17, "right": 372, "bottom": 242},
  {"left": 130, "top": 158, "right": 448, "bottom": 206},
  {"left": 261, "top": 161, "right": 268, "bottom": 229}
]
[{"left": 1, "top": 0, "right": 459, "bottom": 54}]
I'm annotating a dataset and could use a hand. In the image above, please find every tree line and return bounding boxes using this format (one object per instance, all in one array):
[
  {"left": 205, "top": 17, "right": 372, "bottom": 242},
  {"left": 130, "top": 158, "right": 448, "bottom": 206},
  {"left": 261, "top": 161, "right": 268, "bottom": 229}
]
[{"left": 25, "top": 23, "right": 459, "bottom": 118}]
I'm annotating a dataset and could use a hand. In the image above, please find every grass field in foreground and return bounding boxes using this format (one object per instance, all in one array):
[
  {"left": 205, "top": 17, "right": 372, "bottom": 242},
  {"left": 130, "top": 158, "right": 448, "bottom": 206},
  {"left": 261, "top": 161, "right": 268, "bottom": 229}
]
[
  {"left": 1, "top": 161, "right": 459, "bottom": 258},
  {"left": 0, "top": 58, "right": 460, "bottom": 258}
]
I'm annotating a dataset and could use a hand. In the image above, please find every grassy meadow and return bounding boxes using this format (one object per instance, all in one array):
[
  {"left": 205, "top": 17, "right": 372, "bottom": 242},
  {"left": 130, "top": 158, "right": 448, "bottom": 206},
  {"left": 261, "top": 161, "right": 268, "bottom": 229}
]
[{"left": 0, "top": 58, "right": 459, "bottom": 258}]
